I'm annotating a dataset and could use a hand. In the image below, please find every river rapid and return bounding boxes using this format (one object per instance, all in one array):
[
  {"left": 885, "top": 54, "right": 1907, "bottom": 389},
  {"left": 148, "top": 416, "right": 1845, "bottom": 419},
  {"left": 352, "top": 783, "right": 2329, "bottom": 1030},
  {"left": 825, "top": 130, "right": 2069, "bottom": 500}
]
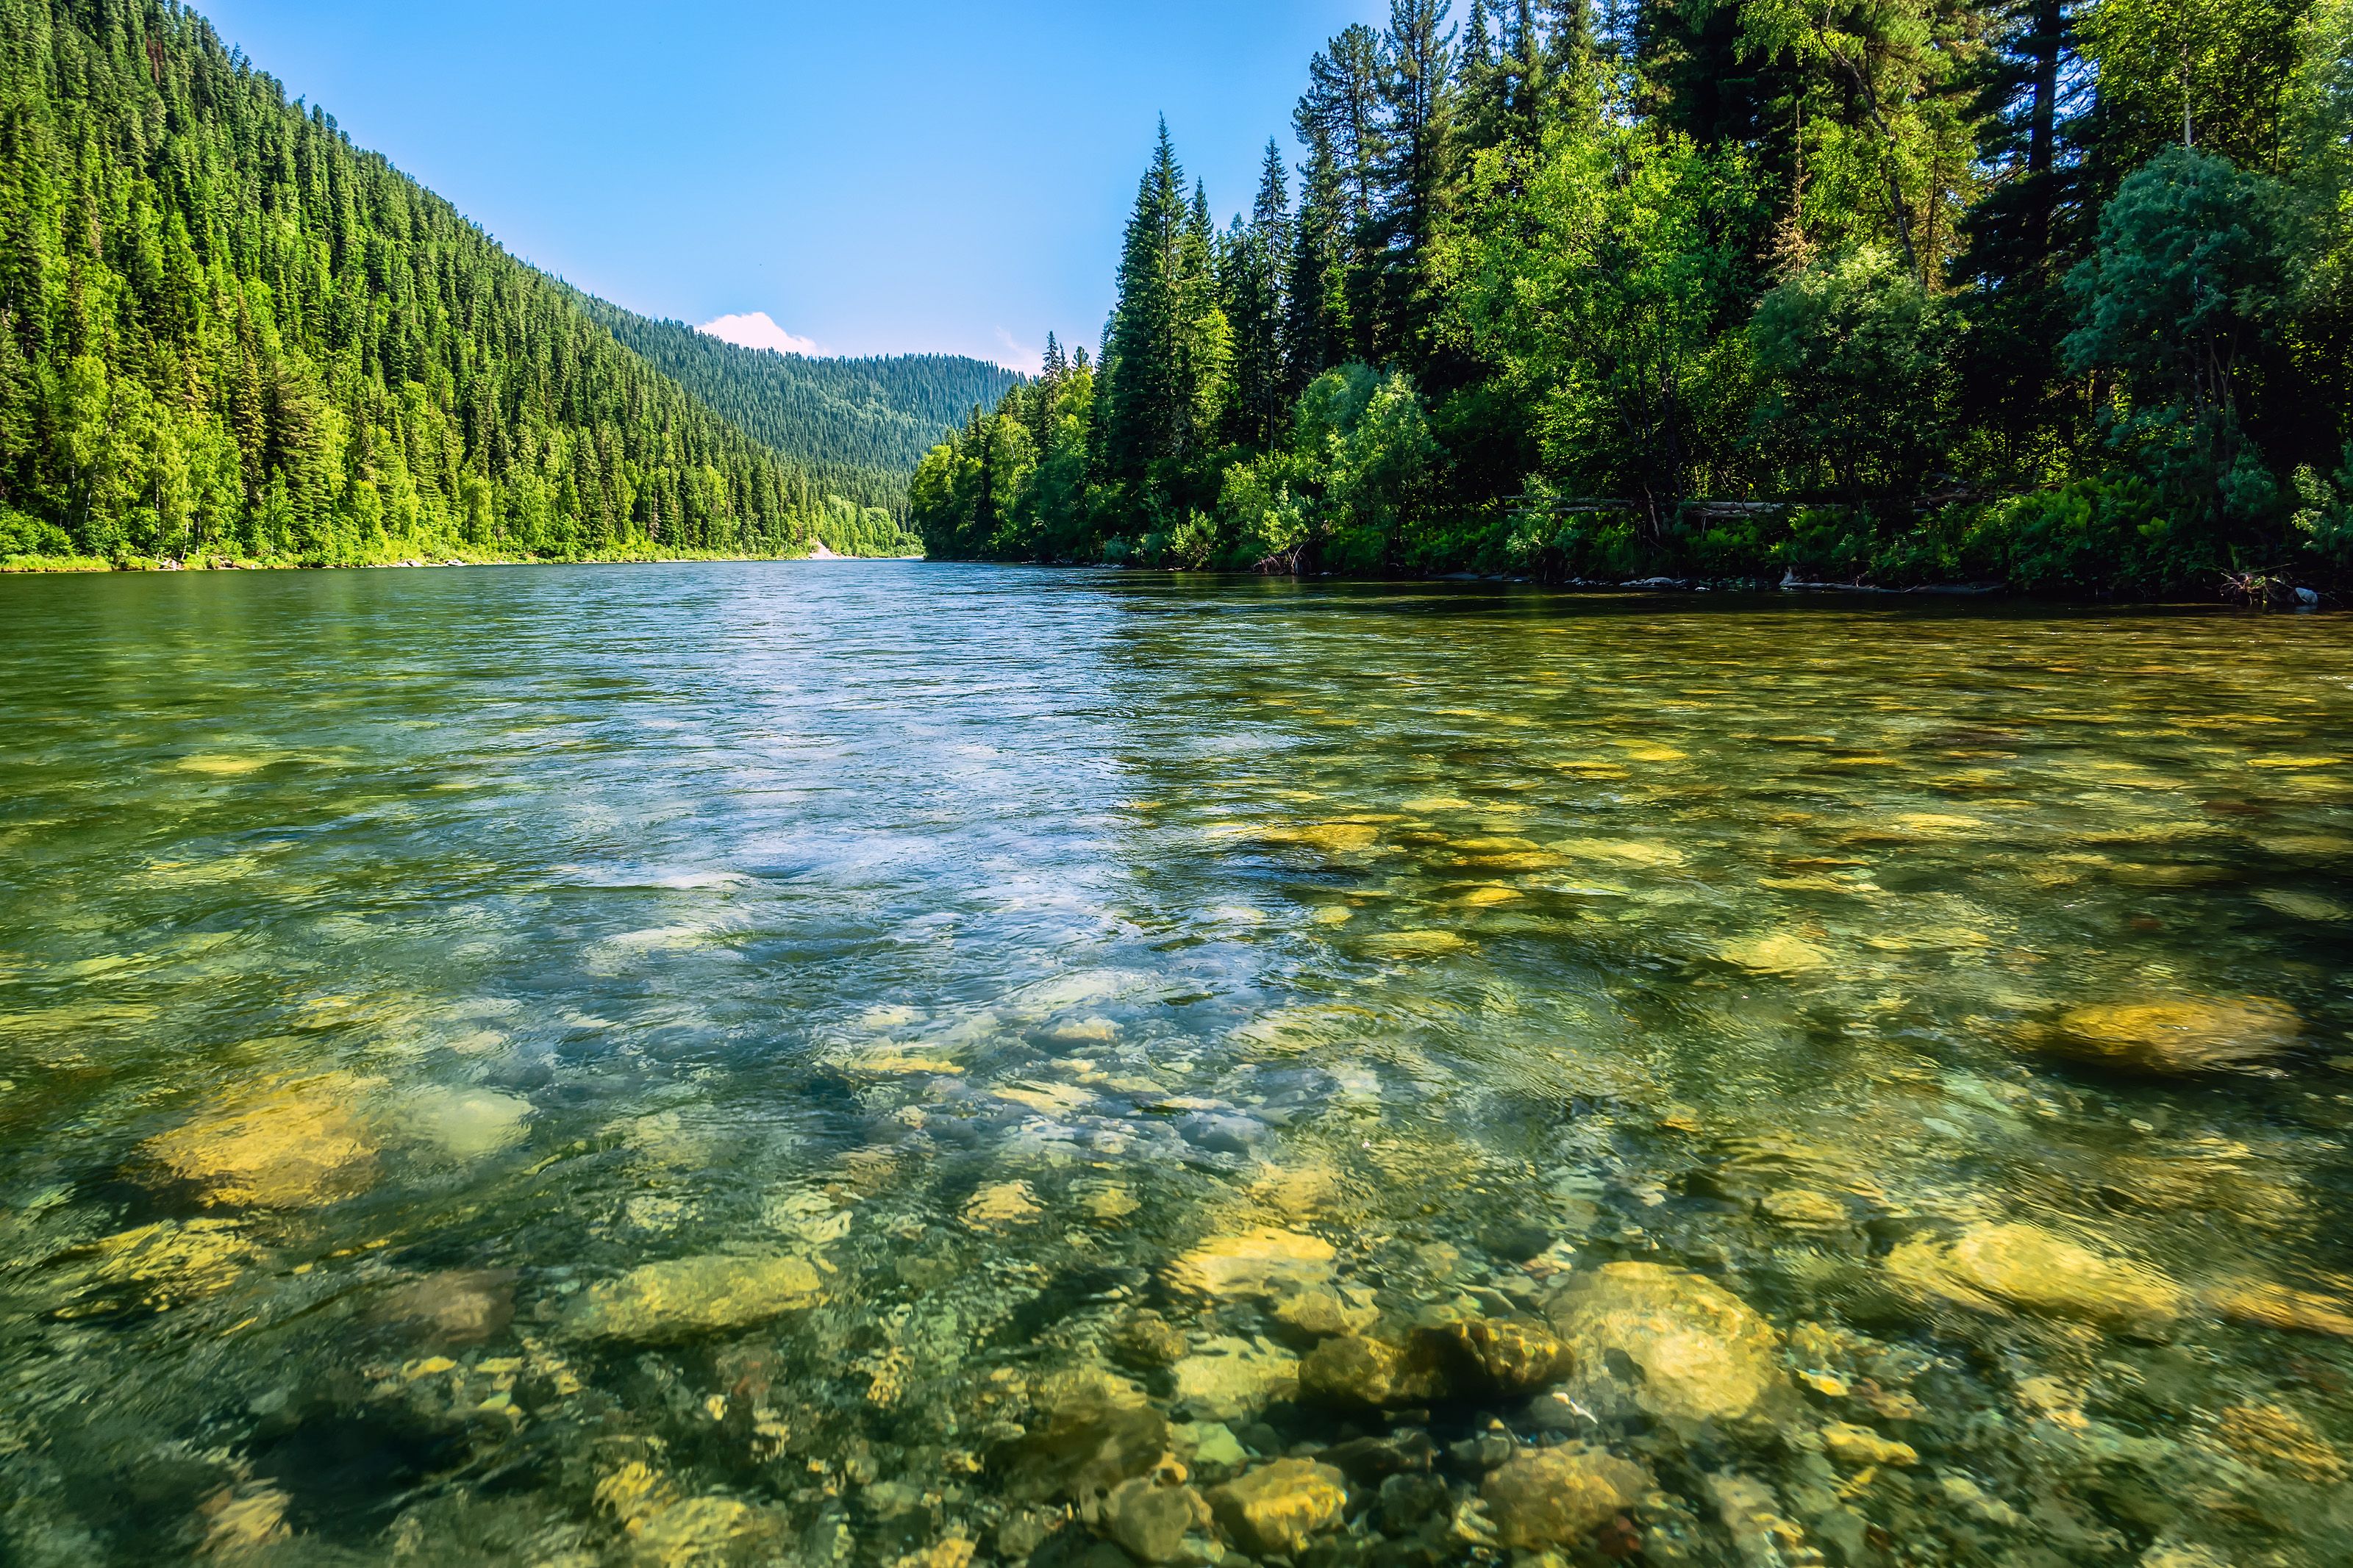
[{"left": 1, "top": 564, "right": 2348, "bottom": 1567}]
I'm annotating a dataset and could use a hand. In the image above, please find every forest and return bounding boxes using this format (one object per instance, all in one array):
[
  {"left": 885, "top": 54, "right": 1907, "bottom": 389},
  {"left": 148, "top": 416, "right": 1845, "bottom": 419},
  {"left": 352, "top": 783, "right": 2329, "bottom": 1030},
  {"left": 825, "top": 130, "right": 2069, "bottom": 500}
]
[
  {"left": 582, "top": 298, "right": 1020, "bottom": 520},
  {"left": 0, "top": 0, "right": 921, "bottom": 567},
  {"left": 913, "top": 0, "right": 2353, "bottom": 596}
]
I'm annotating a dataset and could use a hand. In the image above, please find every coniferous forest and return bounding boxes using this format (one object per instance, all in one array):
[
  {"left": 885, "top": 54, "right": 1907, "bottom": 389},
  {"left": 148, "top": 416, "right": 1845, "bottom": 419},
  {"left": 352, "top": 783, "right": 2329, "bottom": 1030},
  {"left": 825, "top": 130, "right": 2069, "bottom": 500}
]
[
  {"left": 0, "top": 0, "right": 929, "bottom": 567},
  {"left": 915, "top": 0, "right": 2353, "bottom": 596},
  {"left": 581, "top": 298, "right": 1021, "bottom": 518}
]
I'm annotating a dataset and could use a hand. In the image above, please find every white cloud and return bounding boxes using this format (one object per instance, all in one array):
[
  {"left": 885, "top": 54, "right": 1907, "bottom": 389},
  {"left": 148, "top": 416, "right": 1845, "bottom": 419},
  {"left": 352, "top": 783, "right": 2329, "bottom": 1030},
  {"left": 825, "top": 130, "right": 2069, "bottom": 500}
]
[
  {"left": 697, "top": 311, "right": 821, "bottom": 357},
  {"left": 993, "top": 328, "right": 1040, "bottom": 373}
]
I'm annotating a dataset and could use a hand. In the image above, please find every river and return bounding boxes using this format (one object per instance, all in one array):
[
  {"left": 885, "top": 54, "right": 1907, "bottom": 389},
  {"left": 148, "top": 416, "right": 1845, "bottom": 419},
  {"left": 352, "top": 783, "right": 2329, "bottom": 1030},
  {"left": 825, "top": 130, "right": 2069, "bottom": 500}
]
[{"left": 1, "top": 564, "right": 2349, "bottom": 1566}]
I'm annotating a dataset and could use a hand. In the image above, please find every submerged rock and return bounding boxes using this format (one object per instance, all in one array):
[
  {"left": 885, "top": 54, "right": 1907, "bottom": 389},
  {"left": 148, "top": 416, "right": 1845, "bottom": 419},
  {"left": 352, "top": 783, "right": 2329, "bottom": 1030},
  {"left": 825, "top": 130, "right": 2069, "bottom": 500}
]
[
  {"left": 1821, "top": 1422, "right": 1918, "bottom": 1469},
  {"left": 1440, "top": 1317, "right": 1574, "bottom": 1397},
  {"left": 1171, "top": 1337, "right": 1299, "bottom": 1422},
  {"left": 1547, "top": 1262, "right": 1785, "bottom": 1425},
  {"left": 1299, "top": 1332, "right": 1449, "bottom": 1408},
  {"left": 1207, "top": 1459, "right": 1348, "bottom": 1556},
  {"left": 1108, "top": 1309, "right": 1188, "bottom": 1370},
  {"left": 396, "top": 1086, "right": 533, "bottom": 1159},
  {"left": 2207, "top": 1278, "right": 2353, "bottom": 1337},
  {"left": 1271, "top": 1283, "right": 1379, "bottom": 1342},
  {"left": 2212, "top": 1403, "right": 2346, "bottom": 1483},
  {"left": 375, "top": 1269, "right": 518, "bottom": 1345},
  {"left": 1165, "top": 1227, "right": 1335, "bottom": 1300},
  {"left": 965, "top": 1181, "right": 1044, "bottom": 1228},
  {"left": 1102, "top": 1474, "right": 1212, "bottom": 1564},
  {"left": 1720, "top": 934, "right": 1830, "bottom": 975},
  {"left": 626, "top": 1494, "right": 786, "bottom": 1566},
  {"left": 1757, "top": 1189, "right": 1851, "bottom": 1231},
  {"left": 1884, "top": 1222, "right": 2185, "bottom": 1328},
  {"left": 2041, "top": 998, "right": 2299, "bottom": 1073},
  {"left": 1480, "top": 1445, "right": 1649, "bottom": 1550},
  {"left": 563, "top": 1253, "right": 822, "bottom": 1343},
  {"left": 79, "top": 1218, "right": 263, "bottom": 1311},
  {"left": 1005, "top": 1376, "right": 1170, "bottom": 1514},
  {"left": 145, "top": 1073, "right": 379, "bottom": 1208}
]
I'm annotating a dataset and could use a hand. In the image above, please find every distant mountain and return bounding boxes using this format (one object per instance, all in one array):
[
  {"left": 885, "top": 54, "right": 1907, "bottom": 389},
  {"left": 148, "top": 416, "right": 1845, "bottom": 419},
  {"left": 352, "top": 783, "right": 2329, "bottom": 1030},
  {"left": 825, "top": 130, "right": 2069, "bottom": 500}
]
[{"left": 578, "top": 301, "right": 1025, "bottom": 512}]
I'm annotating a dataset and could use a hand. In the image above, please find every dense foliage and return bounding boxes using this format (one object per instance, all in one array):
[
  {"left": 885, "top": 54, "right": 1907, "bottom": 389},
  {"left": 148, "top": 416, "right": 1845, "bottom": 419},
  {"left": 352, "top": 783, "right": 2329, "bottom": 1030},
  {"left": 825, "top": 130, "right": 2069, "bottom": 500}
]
[
  {"left": 0, "top": 0, "right": 841, "bottom": 566},
  {"left": 580, "top": 297, "right": 1019, "bottom": 519},
  {"left": 915, "top": 0, "right": 2353, "bottom": 595}
]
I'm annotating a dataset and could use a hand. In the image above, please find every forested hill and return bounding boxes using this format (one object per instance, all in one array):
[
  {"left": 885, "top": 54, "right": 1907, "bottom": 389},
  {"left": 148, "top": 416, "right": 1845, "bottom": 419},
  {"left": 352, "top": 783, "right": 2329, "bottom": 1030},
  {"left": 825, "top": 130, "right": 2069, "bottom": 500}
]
[
  {"left": 916, "top": 0, "right": 2352, "bottom": 598},
  {"left": 0, "top": 0, "right": 835, "bottom": 565},
  {"left": 579, "top": 299, "right": 1021, "bottom": 512}
]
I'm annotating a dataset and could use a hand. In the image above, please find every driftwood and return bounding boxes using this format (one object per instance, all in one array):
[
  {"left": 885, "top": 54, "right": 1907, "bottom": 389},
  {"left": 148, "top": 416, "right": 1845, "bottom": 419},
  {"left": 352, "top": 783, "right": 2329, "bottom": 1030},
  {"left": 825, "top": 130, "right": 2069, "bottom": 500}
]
[{"left": 2222, "top": 572, "right": 2324, "bottom": 609}]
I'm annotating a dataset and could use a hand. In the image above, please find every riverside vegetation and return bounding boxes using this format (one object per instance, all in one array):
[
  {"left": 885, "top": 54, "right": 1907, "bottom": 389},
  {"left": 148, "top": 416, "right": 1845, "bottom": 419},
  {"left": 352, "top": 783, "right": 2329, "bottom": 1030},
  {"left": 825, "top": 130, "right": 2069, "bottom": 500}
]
[
  {"left": 1, "top": 566, "right": 2349, "bottom": 1566},
  {"left": 912, "top": 0, "right": 2353, "bottom": 597},
  {"left": 0, "top": 0, "right": 1008, "bottom": 570}
]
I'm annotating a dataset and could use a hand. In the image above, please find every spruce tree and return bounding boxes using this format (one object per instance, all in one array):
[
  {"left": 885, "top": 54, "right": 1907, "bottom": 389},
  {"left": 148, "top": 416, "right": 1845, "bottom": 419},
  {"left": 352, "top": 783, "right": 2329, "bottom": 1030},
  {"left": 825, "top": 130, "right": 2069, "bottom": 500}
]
[
  {"left": 1224, "top": 142, "right": 1293, "bottom": 448},
  {"left": 1100, "top": 121, "right": 1189, "bottom": 490},
  {"left": 1374, "top": 0, "right": 1460, "bottom": 366},
  {"left": 1285, "top": 124, "right": 1351, "bottom": 388}
]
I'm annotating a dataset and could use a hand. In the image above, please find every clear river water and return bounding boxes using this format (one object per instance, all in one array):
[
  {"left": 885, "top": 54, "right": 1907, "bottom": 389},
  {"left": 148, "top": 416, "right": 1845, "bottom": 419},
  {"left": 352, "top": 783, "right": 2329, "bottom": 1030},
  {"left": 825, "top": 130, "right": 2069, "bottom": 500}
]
[{"left": 1, "top": 564, "right": 2349, "bottom": 1568}]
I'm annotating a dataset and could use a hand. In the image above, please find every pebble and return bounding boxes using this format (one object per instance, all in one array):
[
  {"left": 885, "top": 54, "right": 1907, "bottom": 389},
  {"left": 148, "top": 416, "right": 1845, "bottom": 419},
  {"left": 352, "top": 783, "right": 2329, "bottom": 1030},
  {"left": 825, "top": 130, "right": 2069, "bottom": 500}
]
[
  {"left": 1479, "top": 1444, "right": 1649, "bottom": 1550},
  {"left": 1821, "top": 1422, "right": 1918, "bottom": 1468},
  {"left": 1206, "top": 1459, "right": 1348, "bottom": 1557},
  {"left": 563, "top": 1253, "right": 822, "bottom": 1342},
  {"left": 1884, "top": 1222, "right": 2185, "bottom": 1327}
]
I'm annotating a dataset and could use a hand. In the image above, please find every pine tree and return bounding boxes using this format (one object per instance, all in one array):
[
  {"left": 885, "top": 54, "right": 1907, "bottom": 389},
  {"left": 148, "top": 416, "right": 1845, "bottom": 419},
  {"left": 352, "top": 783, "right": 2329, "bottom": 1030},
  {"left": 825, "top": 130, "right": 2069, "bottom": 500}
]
[
  {"left": 1100, "top": 121, "right": 1190, "bottom": 489},
  {"left": 1224, "top": 141, "right": 1292, "bottom": 448},
  {"left": 1285, "top": 123, "right": 1351, "bottom": 388},
  {"left": 1952, "top": 0, "right": 2092, "bottom": 461},
  {"left": 1374, "top": 0, "right": 1460, "bottom": 365}
]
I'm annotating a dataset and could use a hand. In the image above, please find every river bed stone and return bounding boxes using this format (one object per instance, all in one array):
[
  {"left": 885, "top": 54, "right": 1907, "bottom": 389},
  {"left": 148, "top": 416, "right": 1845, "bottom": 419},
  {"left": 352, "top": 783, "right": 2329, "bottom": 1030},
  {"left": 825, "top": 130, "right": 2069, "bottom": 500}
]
[
  {"left": 1547, "top": 1262, "right": 1786, "bottom": 1425},
  {"left": 1206, "top": 1459, "right": 1348, "bottom": 1556}
]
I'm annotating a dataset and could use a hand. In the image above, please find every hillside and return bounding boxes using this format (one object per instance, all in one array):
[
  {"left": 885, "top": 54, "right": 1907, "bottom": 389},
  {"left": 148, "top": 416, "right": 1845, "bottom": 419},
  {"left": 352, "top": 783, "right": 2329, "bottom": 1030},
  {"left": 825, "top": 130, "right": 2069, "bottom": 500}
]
[
  {"left": 579, "top": 299, "right": 1022, "bottom": 512},
  {"left": 0, "top": 0, "right": 835, "bottom": 565}
]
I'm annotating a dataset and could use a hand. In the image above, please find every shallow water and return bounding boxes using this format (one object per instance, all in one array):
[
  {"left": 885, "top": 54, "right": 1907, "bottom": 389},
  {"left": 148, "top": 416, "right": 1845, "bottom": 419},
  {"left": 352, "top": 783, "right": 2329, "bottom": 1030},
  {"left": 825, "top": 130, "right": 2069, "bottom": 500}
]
[{"left": 1, "top": 565, "right": 2349, "bottom": 1567}]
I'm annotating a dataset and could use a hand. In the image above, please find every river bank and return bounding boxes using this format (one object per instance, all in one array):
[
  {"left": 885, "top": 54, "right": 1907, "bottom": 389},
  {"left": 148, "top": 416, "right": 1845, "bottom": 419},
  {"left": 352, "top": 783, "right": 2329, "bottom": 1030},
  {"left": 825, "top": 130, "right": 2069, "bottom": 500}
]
[{"left": 0, "top": 545, "right": 854, "bottom": 574}]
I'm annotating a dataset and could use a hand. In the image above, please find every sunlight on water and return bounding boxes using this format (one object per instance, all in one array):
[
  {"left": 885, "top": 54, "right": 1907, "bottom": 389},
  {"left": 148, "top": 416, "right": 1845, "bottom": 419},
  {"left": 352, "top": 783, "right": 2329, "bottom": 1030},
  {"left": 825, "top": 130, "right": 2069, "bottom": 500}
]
[{"left": 1, "top": 565, "right": 2348, "bottom": 1566}]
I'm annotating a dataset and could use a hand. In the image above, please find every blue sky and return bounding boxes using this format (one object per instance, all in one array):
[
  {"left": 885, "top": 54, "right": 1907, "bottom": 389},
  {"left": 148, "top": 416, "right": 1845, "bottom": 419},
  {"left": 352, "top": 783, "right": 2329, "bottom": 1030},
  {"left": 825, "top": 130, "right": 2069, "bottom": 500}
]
[{"left": 196, "top": 1, "right": 1389, "bottom": 368}]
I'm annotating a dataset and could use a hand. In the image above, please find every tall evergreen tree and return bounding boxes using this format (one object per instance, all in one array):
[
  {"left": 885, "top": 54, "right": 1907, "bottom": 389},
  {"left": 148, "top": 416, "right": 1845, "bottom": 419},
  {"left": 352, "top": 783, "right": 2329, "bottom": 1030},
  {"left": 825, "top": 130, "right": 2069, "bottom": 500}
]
[
  {"left": 1224, "top": 142, "right": 1293, "bottom": 447},
  {"left": 1299, "top": 24, "right": 1393, "bottom": 361},
  {"left": 1285, "top": 123, "right": 1352, "bottom": 388},
  {"left": 1374, "top": 0, "right": 1462, "bottom": 364},
  {"left": 1100, "top": 122, "right": 1191, "bottom": 490}
]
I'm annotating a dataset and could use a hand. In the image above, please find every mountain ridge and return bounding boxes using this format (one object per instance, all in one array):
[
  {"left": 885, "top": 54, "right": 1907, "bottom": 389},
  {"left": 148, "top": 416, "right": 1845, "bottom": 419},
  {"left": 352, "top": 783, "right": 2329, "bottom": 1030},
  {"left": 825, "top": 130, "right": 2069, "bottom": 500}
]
[{"left": 577, "top": 298, "right": 1024, "bottom": 515}]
